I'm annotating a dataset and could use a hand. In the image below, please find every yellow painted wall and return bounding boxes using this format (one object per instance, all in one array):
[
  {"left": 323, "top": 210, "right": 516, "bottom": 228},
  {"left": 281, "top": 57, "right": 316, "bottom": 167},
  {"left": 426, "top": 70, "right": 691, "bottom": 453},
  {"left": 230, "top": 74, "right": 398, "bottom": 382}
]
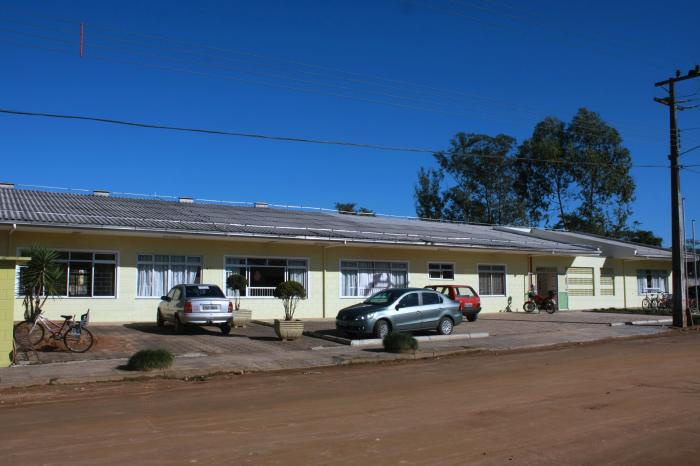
[
  {"left": 9, "top": 229, "right": 672, "bottom": 322},
  {"left": 1, "top": 261, "right": 17, "bottom": 366}
]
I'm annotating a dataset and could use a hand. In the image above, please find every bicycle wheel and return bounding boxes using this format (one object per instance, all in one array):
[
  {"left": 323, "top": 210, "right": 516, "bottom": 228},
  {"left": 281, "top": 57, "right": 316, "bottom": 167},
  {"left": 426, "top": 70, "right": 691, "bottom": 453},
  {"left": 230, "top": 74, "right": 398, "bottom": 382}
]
[
  {"left": 13, "top": 321, "right": 45, "bottom": 347},
  {"left": 63, "top": 326, "right": 94, "bottom": 353},
  {"left": 642, "top": 298, "right": 650, "bottom": 309}
]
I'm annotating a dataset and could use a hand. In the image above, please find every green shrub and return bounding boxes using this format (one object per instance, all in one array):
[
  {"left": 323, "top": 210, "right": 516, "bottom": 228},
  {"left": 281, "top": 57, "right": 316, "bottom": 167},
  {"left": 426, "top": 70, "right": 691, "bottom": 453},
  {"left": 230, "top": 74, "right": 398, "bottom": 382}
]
[
  {"left": 274, "top": 280, "right": 307, "bottom": 320},
  {"left": 383, "top": 332, "right": 418, "bottom": 353},
  {"left": 126, "top": 349, "right": 174, "bottom": 371}
]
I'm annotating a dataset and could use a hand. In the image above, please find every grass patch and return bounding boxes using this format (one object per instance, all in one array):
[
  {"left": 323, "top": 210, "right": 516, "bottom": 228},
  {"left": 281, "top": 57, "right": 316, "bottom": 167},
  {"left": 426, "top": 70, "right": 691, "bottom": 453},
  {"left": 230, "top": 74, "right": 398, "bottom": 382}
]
[
  {"left": 383, "top": 332, "right": 418, "bottom": 353},
  {"left": 126, "top": 349, "right": 174, "bottom": 371}
]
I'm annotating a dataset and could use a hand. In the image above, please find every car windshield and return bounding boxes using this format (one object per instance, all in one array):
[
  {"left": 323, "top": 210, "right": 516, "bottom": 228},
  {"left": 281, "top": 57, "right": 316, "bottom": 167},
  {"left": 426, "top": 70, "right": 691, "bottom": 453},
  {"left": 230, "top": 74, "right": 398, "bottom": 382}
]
[
  {"left": 185, "top": 285, "right": 225, "bottom": 299},
  {"left": 364, "top": 289, "right": 402, "bottom": 304}
]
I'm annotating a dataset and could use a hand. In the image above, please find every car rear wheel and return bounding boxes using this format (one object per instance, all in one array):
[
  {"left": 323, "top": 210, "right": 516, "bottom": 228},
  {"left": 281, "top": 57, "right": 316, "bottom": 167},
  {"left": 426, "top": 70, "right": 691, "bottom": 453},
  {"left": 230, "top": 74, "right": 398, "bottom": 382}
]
[
  {"left": 437, "top": 317, "right": 454, "bottom": 335},
  {"left": 173, "top": 316, "right": 184, "bottom": 334},
  {"left": 373, "top": 320, "right": 390, "bottom": 339},
  {"left": 466, "top": 314, "right": 478, "bottom": 322},
  {"left": 220, "top": 322, "right": 231, "bottom": 335}
]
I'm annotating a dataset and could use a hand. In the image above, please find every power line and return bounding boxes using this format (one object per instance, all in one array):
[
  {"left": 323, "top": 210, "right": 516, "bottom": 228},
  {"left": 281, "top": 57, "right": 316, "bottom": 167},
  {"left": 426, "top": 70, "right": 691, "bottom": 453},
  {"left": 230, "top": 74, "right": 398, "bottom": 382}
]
[
  {"left": 0, "top": 11, "right": 668, "bottom": 141},
  {"left": 680, "top": 144, "right": 700, "bottom": 156},
  {"left": 0, "top": 107, "right": 668, "bottom": 169}
]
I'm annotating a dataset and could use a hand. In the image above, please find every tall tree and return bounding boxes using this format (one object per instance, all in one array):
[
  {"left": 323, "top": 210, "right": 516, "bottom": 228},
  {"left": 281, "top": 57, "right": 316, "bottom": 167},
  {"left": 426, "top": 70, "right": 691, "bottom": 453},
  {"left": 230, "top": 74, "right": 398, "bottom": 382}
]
[
  {"left": 335, "top": 202, "right": 375, "bottom": 216},
  {"left": 515, "top": 117, "right": 573, "bottom": 227},
  {"left": 418, "top": 133, "right": 527, "bottom": 224},
  {"left": 566, "top": 108, "right": 635, "bottom": 233},
  {"left": 414, "top": 168, "right": 444, "bottom": 219}
]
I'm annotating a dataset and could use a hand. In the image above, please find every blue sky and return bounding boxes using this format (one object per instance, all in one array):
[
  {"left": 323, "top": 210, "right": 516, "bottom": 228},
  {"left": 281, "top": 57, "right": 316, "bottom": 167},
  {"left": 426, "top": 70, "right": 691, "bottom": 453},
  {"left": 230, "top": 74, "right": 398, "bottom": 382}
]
[{"left": 1, "top": 0, "right": 699, "bottom": 245}]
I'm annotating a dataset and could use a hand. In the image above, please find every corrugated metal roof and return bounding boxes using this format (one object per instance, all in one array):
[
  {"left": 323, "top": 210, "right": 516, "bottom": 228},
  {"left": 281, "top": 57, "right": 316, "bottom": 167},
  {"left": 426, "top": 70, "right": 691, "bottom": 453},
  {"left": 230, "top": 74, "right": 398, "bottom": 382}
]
[{"left": 0, "top": 188, "right": 598, "bottom": 255}]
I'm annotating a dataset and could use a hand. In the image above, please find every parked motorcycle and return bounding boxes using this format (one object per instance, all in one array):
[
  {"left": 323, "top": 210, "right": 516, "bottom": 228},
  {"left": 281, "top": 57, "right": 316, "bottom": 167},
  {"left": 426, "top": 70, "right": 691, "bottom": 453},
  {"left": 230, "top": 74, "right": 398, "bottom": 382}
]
[{"left": 523, "top": 290, "right": 557, "bottom": 314}]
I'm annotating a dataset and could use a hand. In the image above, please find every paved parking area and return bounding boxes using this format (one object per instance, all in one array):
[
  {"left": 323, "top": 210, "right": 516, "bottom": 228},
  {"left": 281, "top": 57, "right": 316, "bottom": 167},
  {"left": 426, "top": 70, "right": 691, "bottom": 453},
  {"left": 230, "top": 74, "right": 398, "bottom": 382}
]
[
  {"left": 13, "top": 311, "right": 670, "bottom": 366},
  {"left": 14, "top": 322, "right": 341, "bottom": 365},
  {"left": 301, "top": 310, "right": 670, "bottom": 348}
]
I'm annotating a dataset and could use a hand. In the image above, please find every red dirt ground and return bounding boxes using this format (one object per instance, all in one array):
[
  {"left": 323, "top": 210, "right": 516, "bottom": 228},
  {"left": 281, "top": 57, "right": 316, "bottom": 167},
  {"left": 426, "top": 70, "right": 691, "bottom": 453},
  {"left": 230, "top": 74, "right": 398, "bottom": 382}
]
[{"left": 2, "top": 331, "right": 700, "bottom": 465}]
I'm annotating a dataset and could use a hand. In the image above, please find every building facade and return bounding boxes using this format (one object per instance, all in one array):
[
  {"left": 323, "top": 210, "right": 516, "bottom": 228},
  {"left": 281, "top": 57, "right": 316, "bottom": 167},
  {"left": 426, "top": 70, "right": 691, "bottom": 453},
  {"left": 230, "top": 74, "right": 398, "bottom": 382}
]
[{"left": 0, "top": 186, "right": 672, "bottom": 323}]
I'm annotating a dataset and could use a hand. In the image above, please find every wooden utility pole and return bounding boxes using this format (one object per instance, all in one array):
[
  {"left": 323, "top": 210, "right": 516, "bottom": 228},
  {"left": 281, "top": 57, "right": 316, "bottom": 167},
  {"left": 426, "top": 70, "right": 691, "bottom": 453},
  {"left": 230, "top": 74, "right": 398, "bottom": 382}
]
[{"left": 654, "top": 65, "right": 700, "bottom": 328}]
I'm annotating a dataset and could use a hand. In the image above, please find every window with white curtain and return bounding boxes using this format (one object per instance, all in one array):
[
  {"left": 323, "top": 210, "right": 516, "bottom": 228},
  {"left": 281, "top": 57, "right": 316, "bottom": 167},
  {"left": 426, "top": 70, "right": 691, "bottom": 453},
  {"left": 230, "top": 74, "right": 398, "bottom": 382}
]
[
  {"left": 428, "top": 263, "right": 454, "bottom": 280},
  {"left": 224, "top": 257, "right": 308, "bottom": 298},
  {"left": 340, "top": 260, "right": 408, "bottom": 297},
  {"left": 478, "top": 264, "right": 506, "bottom": 296},
  {"left": 637, "top": 270, "right": 669, "bottom": 294},
  {"left": 137, "top": 255, "right": 202, "bottom": 297}
]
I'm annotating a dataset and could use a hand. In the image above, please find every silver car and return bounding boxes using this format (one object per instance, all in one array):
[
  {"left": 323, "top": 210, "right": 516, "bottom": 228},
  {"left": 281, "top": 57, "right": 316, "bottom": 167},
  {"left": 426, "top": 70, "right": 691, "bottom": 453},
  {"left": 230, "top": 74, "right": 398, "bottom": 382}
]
[
  {"left": 157, "top": 284, "right": 233, "bottom": 335},
  {"left": 335, "top": 288, "right": 463, "bottom": 339}
]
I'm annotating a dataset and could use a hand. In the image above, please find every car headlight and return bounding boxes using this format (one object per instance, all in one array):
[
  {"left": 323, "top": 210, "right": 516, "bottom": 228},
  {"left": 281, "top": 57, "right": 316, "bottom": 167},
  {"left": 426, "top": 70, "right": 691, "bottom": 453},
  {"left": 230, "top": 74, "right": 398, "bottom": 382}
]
[{"left": 363, "top": 313, "right": 376, "bottom": 320}]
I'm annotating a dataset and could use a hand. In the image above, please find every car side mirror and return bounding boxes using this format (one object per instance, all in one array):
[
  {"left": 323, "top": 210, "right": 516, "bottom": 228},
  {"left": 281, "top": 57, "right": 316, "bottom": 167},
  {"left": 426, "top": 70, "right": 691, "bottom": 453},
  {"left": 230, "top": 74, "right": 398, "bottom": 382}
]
[
  {"left": 395, "top": 304, "right": 402, "bottom": 310},
  {"left": 161, "top": 296, "right": 170, "bottom": 302}
]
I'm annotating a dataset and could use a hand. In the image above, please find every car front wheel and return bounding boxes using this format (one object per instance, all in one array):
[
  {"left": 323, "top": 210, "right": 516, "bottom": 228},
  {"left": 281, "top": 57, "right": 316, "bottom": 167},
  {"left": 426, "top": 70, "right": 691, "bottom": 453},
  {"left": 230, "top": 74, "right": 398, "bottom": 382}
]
[
  {"left": 466, "top": 314, "right": 478, "bottom": 322},
  {"left": 437, "top": 317, "right": 454, "bottom": 335},
  {"left": 220, "top": 322, "right": 231, "bottom": 335},
  {"left": 156, "top": 310, "right": 164, "bottom": 328},
  {"left": 373, "top": 320, "right": 390, "bottom": 339}
]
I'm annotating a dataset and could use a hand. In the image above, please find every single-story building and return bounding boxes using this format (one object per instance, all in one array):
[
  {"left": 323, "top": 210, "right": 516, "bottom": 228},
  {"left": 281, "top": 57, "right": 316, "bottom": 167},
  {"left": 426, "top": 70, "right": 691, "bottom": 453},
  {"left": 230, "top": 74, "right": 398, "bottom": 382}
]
[{"left": 0, "top": 184, "right": 672, "bottom": 322}]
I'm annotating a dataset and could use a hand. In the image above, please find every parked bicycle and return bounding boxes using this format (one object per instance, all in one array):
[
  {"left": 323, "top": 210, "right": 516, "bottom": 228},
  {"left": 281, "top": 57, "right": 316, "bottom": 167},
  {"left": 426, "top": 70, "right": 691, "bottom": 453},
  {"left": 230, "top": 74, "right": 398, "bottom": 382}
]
[
  {"left": 523, "top": 290, "right": 557, "bottom": 314},
  {"left": 13, "top": 310, "right": 93, "bottom": 353}
]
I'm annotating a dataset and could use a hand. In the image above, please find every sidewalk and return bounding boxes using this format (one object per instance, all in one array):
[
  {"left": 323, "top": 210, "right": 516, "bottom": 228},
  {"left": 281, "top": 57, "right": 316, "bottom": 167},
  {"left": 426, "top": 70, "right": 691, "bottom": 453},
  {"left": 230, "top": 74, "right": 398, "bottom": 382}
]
[{"left": 0, "top": 312, "right": 672, "bottom": 389}]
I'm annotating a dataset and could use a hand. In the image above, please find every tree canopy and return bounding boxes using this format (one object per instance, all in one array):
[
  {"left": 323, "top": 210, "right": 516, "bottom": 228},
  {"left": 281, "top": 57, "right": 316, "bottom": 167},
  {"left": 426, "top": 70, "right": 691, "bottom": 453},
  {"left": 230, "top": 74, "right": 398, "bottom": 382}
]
[{"left": 414, "top": 108, "right": 662, "bottom": 246}]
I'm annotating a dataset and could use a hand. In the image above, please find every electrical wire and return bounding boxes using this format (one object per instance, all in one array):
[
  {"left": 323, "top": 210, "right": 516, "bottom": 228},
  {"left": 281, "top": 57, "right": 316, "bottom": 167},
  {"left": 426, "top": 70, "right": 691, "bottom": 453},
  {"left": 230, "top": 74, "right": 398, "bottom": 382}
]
[{"left": 0, "top": 107, "right": 669, "bottom": 169}]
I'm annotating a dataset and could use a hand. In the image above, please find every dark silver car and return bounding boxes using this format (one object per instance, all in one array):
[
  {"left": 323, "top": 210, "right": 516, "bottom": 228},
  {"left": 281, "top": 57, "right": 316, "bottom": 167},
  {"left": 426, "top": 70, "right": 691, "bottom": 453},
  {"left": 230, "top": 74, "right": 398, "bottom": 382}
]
[
  {"left": 335, "top": 288, "right": 463, "bottom": 339},
  {"left": 157, "top": 284, "right": 233, "bottom": 335}
]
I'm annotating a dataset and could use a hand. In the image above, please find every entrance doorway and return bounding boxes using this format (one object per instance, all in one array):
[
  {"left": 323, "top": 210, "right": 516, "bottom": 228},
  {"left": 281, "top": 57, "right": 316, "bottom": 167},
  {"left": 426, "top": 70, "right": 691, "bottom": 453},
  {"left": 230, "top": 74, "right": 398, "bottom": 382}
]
[{"left": 536, "top": 267, "right": 558, "bottom": 296}]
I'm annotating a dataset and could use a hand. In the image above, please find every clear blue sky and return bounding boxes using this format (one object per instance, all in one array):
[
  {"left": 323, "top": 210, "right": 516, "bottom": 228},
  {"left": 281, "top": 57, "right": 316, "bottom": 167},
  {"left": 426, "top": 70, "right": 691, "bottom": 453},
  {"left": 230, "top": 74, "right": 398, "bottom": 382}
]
[{"left": 1, "top": 0, "right": 699, "bottom": 246}]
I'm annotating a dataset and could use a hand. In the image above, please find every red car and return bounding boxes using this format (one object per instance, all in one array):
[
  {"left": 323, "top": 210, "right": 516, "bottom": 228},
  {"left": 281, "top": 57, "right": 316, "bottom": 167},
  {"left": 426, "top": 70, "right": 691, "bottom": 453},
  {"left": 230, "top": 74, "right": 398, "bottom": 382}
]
[{"left": 424, "top": 285, "right": 481, "bottom": 322}]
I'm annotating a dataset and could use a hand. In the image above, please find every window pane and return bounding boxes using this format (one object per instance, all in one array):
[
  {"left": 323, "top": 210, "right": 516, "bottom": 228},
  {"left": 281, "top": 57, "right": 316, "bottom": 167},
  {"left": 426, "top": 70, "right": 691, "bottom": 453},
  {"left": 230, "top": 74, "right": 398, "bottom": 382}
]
[
  {"left": 479, "top": 273, "right": 490, "bottom": 295},
  {"left": 94, "top": 263, "right": 116, "bottom": 296},
  {"left": 421, "top": 292, "right": 441, "bottom": 305},
  {"left": 187, "top": 256, "right": 201, "bottom": 264},
  {"left": 399, "top": 293, "right": 419, "bottom": 307},
  {"left": 341, "top": 261, "right": 357, "bottom": 268},
  {"left": 138, "top": 255, "right": 153, "bottom": 262},
  {"left": 137, "top": 263, "right": 153, "bottom": 297},
  {"left": 250, "top": 266, "right": 284, "bottom": 287},
  {"left": 55, "top": 263, "right": 68, "bottom": 296},
  {"left": 55, "top": 251, "right": 69, "bottom": 261},
  {"left": 248, "top": 258, "right": 266, "bottom": 266},
  {"left": 154, "top": 255, "right": 169, "bottom": 263},
  {"left": 95, "top": 253, "right": 116, "bottom": 261},
  {"left": 443, "top": 270, "right": 454, "bottom": 280},
  {"left": 70, "top": 252, "right": 92, "bottom": 261},
  {"left": 288, "top": 260, "right": 306, "bottom": 267},
  {"left": 68, "top": 261, "right": 92, "bottom": 297},
  {"left": 268, "top": 259, "right": 286, "bottom": 266},
  {"left": 226, "top": 257, "right": 245, "bottom": 265},
  {"left": 429, "top": 270, "right": 441, "bottom": 279},
  {"left": 170, "top": 255, "right": 186, "bottom": 263},
  {"left": 225, "top": 266, "right": 247, "bottom": 296}
]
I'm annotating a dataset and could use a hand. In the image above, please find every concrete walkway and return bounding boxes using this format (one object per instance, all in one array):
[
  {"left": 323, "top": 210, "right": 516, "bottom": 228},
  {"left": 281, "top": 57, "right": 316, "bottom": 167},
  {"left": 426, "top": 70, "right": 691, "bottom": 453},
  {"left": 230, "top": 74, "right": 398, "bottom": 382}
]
[{"left": 0, "top": 311, "right": 673, "bottom": 389}]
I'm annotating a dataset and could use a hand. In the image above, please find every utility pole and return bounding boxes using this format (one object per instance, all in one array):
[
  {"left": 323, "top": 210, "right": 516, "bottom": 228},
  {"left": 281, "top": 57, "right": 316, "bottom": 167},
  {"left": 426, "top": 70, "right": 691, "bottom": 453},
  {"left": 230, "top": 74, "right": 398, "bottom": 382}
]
[
  {"left": 654, "top": 65, "right": 700, "bottom": 328},
  {"left": 693, "top": 219, "right": 699, "bottom": 312}
]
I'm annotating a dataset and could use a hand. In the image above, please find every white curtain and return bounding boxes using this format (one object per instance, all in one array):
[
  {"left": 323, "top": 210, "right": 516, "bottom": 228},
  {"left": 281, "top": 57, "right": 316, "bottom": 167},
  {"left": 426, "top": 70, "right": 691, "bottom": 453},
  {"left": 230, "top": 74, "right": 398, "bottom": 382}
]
[
  {"left": 288, "top": 268, "right": 306, "bottom": 289},
  {"left": 171, "top": 264, "right": 186, "bottom": 287},
  {"left": 342, "top": 270, "right": 358, "bottom": 296},
  {"left": 137, "top": 264, "right": 153, "bottom": 297},
  {"left": 154, "top": 264, "right": 168, "bottom": 297}
]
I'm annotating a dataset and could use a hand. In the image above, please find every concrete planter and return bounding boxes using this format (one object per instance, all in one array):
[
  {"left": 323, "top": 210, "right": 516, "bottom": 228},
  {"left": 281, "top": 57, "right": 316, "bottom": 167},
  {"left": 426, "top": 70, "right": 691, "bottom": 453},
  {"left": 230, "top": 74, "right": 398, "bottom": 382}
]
[
  {"left": 233, "top": 309, "right": 252, "bottom": 328},
  {"left": 274, "top": 319, "right": 304, "bottom": 341}
]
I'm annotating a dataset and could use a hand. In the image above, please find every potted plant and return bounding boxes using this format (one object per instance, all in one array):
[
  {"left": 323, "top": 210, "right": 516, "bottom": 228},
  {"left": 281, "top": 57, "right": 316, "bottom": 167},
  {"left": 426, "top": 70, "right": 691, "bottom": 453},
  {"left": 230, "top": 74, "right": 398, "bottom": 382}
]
[
  {"left": 226, "top": 273, "right": 252, "bottom": 327},
  {"left": 273, "top": 280, "right": 306, "bottom": 341}
]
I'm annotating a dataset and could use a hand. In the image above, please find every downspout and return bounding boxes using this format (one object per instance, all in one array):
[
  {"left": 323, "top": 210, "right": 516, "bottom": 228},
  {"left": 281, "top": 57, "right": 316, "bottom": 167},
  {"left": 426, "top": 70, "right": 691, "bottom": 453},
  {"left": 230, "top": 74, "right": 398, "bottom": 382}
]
[{"left": 322, "top": 245, "right": 326, "bottom": 318}]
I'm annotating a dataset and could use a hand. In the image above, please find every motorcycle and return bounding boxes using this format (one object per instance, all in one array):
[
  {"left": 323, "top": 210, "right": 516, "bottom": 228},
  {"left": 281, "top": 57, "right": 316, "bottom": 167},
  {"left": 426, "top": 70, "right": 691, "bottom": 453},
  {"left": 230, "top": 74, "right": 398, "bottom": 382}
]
[{"left": 523, "top": 290, "right": 557, "bottom": 314}]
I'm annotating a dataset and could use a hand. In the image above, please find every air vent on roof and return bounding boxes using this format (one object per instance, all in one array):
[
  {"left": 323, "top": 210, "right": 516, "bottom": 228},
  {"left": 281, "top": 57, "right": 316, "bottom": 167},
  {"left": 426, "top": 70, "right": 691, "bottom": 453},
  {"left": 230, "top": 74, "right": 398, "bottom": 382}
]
[
  {"left": 254, "top": 202, "right": 269, "bottom": 208},
  {"left": 0, "top": 182, "right": 14, "bottom": 189},
  {"left": 179, "top": 197, "right": 194, "bottom": 204},
  {"left": 93, "top": 190, "right": 110, "bottom": 197}
]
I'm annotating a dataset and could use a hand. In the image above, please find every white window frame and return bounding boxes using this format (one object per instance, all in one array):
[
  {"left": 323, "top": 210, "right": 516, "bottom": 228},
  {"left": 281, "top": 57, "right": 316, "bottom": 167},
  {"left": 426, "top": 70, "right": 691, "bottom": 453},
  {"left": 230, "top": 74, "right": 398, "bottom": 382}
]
[
  {"left": 636, "top": 269, "right": 670, "bottom": 295},
  {"left": 15, "top": 247, "right": 119, "bottom": 299},
  {"left": 135, "top": 253, "right": 203, "bottom": 298},
  {"left": 339, "top": 259, "right": 410, "bottom": 299},
  {"left": 477, "top": 263, "right": 507, "bottom": 297},
  {"left": 427, "top": 262, "right": 455, "bottom": 281},
  {"left": 223, "top": 255, "right": 310, "bottom": 299}
]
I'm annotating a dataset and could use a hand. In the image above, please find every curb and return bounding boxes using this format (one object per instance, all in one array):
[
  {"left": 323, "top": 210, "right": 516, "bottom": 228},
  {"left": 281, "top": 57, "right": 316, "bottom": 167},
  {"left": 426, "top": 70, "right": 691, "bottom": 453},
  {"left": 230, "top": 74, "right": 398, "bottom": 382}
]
[
  {"left": 348, "top": 332, "right": 490, "bottom": 347},
  {"left": 610, "top": 318, "right": 673, "bottom": 327}
]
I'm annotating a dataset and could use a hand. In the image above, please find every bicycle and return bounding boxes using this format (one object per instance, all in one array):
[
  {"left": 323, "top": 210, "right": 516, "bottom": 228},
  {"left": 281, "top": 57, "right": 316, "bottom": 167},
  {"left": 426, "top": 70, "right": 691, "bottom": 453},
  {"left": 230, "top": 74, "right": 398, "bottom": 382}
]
[
  {"left": 641, "top": 291, "right": 659, "bottom": 310},
  {"left": 13, "top": 310, "right": 94, "bottom": 353}
]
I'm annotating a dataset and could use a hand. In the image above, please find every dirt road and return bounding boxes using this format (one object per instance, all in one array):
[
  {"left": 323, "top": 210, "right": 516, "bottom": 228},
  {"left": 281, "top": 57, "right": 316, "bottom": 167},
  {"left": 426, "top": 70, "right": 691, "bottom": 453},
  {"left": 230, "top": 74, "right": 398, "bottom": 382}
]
[{"left": 2, "top": 332, "right": 700, "bottom": 465}]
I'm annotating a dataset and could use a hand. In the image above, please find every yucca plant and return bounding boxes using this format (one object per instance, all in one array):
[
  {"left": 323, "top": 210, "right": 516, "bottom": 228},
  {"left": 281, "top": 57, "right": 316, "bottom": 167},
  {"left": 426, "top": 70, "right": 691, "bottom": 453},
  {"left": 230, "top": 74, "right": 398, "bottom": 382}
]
[
  {"left": 20, "top": 245, "right": 64, "bottom": 321},
  {"left": 126, "top": 349, "right": 174, "bottom": 371},
  {"left": 383, "top": 332, "right": 419, "bottom": 353}
]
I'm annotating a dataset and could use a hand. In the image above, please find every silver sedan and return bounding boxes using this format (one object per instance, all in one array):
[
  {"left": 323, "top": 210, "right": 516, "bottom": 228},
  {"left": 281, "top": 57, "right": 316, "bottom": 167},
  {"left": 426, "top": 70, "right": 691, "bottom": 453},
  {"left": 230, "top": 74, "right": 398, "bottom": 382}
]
[
  {"left": 157, "top": 284, "right": 233, "bottom": 335},
  {"left": 335, "top": 288, "right": 463, "bottom": 339}
]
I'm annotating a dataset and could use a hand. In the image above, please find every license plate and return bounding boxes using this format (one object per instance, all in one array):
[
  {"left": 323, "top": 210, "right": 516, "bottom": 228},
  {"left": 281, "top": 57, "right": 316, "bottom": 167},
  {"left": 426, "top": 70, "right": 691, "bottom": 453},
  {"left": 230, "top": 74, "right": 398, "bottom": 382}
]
[{"left": 202, "top": 305, "right": 218, "bottom": 310}]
